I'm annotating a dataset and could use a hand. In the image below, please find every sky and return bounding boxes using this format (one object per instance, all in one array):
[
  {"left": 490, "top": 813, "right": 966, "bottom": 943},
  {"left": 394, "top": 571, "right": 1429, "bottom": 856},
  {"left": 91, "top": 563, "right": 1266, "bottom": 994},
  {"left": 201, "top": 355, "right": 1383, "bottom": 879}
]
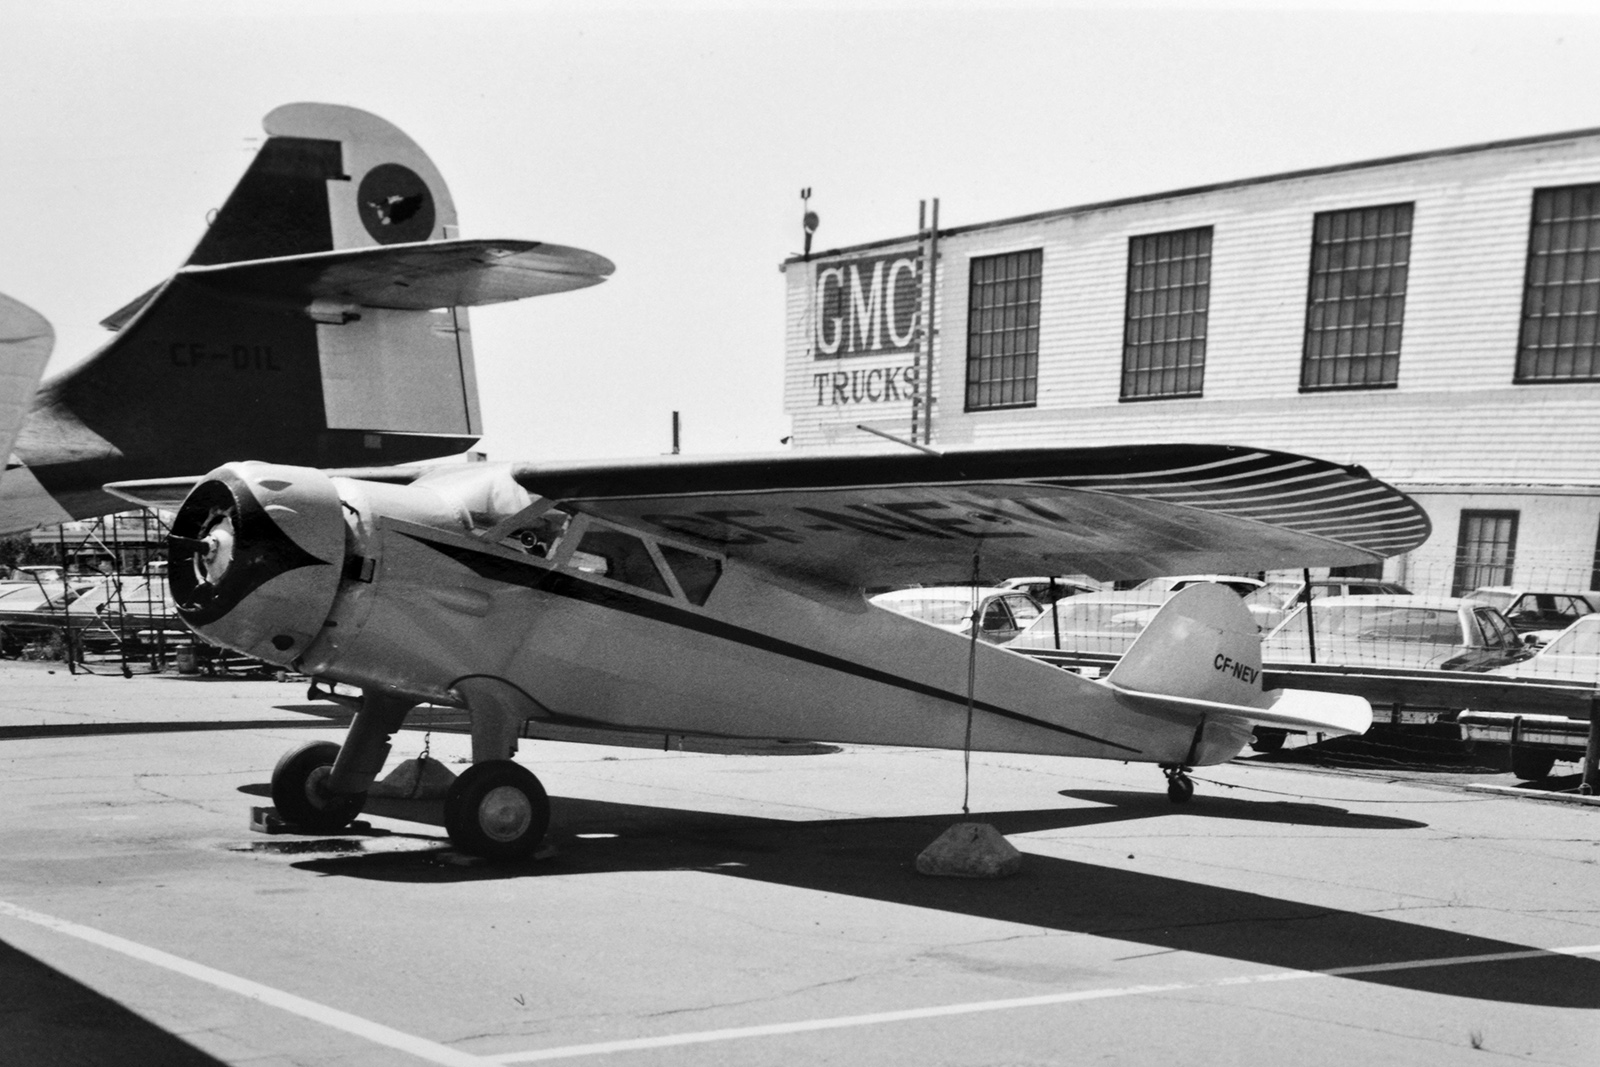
[{"left": 3, "top": 1, "right": 1599, "bottom": 464}]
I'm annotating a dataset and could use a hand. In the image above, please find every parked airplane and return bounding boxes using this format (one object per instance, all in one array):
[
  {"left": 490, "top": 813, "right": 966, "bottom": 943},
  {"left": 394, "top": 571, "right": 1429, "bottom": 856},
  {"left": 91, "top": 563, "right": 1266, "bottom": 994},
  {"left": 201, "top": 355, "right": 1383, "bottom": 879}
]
[
  {"left": 118, "top": 444, "right": 1429, "bottom": 858},
  {"left": 0, "top": 103, "right": 613, "bottom": 534}
]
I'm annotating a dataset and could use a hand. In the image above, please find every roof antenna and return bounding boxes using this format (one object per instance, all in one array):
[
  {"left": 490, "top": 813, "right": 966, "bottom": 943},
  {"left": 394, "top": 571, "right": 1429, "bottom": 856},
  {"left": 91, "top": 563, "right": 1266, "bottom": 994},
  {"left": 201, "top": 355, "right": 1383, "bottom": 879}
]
[{"left": 801, "top": 188, "right": 818, "bottom": 261}]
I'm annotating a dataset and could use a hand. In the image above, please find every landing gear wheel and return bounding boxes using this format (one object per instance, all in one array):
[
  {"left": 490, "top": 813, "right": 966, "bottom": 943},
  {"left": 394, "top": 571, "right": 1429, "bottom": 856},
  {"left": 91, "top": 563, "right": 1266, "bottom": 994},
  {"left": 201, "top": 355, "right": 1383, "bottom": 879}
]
[
  {"left": 1510, "top": 748, "right": 1556, "bottom": 782},
  {"left": 1161, "top": 764, "right": 1195, "bottom": 804},
  {"left": 271, "top": 741, "right": 365, "bottom": 833},
  {"left": 443, "top": 760, "right": 550, "bottom": 861}
]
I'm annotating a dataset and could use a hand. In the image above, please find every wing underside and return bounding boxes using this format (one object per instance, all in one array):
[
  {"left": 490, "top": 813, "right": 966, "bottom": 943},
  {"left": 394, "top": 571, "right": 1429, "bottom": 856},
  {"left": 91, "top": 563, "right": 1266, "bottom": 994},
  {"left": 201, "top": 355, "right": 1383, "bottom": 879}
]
[{"left": 512, "top": 443, "right": 1430, "bottom": 587}]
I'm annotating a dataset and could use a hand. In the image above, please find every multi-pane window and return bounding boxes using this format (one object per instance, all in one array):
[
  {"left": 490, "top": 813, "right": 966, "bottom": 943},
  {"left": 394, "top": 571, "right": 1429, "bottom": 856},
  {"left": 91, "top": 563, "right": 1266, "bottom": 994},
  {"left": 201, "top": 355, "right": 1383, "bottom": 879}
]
[
  {"left": 1300, "top": 203, "right": 1413, "bottom": 391},
  {"left": 1452, "top": 510, "right": 1518, "bottom": 597},
  {"left": 1121, "top": 227, "right": 1211, "bottom": 400},
  {"left": 1516, "top": 184, "right": 1600, "bottom": 382},
  {"left": 965, "top": 249, "right": 1042, "bottom": 411}
]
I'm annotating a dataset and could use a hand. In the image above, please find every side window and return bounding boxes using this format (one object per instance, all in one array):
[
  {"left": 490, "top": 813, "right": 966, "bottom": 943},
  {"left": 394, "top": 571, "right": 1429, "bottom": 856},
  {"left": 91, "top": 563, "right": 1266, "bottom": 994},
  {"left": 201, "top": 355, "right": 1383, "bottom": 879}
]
[
  {"left": 979, "top": 598, "right": 1014, "bottom": 633},
  {"left": 659, "top": 545, "right": 723, "bottom": 606},
  {"left": 1005, "top": 595, "right": 1042, "bottom": 627},
  {"left": 1476, "top": 609, "right": 1517, "bottom": 649},
  {"left": 572, "top": 528, "right": 671, "bottom": 596}
]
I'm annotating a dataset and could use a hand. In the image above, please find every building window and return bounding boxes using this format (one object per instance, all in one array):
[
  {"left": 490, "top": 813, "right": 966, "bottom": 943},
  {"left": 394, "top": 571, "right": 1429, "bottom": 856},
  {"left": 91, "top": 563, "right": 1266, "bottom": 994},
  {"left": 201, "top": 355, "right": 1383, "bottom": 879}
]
[
  {"left": 1452, "top": 510, "right": 1518, "bottom": 597},
  {"left": 1516, "top": 183, "right": 1600, "bottom": 383},
  {"left": 965, "top": 249, "right": 1042, "bottom": 411},
  {"left": 1300, "top": 203, "right": 1413, "bottom": 391},
  {"left": 1121, "top": 227, "right": 1211, "bottom": 400}
]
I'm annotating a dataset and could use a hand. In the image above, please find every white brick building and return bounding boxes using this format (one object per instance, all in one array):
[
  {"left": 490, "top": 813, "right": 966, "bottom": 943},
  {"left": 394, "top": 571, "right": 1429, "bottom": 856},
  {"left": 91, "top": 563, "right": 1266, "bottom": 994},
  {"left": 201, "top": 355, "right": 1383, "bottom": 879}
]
[{"left": 781, "top": 128, "right": 1600, "bottom": 596}]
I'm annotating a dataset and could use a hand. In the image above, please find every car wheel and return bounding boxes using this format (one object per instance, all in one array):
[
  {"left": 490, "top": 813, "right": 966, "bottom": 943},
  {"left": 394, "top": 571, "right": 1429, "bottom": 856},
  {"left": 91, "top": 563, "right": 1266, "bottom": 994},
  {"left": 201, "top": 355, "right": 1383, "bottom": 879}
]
[{"left": 1510, "top": 748, "right": 1556, "bottom": 782}]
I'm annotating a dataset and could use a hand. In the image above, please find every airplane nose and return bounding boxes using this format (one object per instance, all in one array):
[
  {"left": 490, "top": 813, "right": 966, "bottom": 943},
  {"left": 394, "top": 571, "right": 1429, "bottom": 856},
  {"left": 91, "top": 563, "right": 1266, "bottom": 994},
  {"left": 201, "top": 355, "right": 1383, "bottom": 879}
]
[{"left": 167, "top": 463, "right": 347, "bottom": 666}]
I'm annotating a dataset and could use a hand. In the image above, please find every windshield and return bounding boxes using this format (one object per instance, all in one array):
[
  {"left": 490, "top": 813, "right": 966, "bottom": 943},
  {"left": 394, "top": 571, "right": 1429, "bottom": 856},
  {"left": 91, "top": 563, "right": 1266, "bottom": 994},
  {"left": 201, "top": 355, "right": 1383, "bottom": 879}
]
[
  {"left": 1274, "top": 605, "right": 1462, "bottom": 645},
  {"left": 1543, "top": 619, "right": 1600, "bottom": 657},
  {"left": 1242, "top": 581, "right": 1302, "bottom": 611}
]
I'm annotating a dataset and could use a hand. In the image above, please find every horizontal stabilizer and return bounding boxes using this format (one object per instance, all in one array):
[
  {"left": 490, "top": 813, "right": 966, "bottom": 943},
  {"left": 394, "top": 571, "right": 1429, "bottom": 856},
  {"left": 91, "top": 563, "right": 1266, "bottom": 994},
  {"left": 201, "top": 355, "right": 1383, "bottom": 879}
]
[
  {"left": 1106, "top": 684, "right": 1372, "bottom": 737},
  {"left": 0, "top": 293, "right": 54, "bottom": 466},
  {"left": 179, "top": 239, "right": 615, "bottom": 311}
]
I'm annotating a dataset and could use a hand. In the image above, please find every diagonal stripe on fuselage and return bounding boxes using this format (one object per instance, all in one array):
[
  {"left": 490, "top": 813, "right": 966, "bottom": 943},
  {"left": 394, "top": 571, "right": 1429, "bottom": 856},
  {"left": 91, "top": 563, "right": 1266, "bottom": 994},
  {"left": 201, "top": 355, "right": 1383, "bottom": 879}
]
[{"left": 400, "top": 532, "right": 1141, "bottom": 754}]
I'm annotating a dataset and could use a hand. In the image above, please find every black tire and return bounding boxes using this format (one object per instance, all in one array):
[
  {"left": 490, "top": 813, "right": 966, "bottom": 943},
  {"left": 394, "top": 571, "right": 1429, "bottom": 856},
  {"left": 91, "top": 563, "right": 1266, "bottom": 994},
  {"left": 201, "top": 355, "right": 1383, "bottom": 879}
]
[
  {"left": 1510, "top": 748, "right": 1557, "bottom": 782},
  {"left": 270, "top": 740, "right": 365, "bottom": 833},
  {"left": 1250, "top": 728, "right": 1287, "bottom": 753},
  {"left": 443, "top": 760, "right": 550, "bottom": 860},
  {"left": 1167, "top": 774, "right": 1195, "bottom": 804}
]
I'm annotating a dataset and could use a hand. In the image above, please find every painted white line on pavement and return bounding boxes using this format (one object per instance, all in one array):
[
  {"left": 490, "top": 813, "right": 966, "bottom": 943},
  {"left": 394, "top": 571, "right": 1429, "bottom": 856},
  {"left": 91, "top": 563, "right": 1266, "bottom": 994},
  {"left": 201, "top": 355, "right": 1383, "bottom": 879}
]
[
  {"left": 488, "top": 942, "right": 1600, "bottom": 1063},
  {"left": 0, "top": 899, "right": 494, "bottom": 1067}
]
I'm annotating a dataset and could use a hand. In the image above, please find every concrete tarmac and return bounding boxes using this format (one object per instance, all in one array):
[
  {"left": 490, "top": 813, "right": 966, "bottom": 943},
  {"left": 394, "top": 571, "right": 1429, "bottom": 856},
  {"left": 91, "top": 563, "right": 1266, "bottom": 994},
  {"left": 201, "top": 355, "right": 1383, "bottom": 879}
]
[{"left": 0, "top": 660, "right": 1596, "bottom": 1066}]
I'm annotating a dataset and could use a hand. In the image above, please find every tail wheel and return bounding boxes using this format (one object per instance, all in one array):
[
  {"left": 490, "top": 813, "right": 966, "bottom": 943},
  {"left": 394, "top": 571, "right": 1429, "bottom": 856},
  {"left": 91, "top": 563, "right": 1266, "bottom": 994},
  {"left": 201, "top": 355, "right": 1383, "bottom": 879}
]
[
  {"left": 1161, "top": 763, "right": 1195, "bottom": 804},
  {"left": 271, "top": 740, "right": 365, "bottom": 833},
  {"left": 443, "top": 760, "right": 550, "bottom": 860}
]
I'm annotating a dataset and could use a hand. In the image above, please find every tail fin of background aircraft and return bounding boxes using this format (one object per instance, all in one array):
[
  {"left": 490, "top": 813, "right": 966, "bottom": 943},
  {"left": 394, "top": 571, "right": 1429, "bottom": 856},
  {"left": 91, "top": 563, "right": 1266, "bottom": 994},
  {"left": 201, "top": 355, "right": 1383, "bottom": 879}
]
[
  {"left": 18, "top": 104, "right": 611, "bottom": 523},
  {"left": 0, "top": 294, "right": 53, "bottom": 470},
  {"left": 1104, "top": 583, "right": 1370, "bottom": 763}
]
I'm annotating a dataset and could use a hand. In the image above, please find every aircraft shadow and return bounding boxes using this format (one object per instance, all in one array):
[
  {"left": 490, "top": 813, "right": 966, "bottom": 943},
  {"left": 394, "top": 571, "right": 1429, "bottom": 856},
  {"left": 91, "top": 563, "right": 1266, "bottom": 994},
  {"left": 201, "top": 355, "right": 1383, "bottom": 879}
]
[
  {"left": 0, "top": 937, "right": 226, "bottom": 1065},
  {"left": 283, "top": 794, "right": 1599, "bottom": 1008},
  {"left": 0, "top": 718, "right": 348, "bottom": 740}
]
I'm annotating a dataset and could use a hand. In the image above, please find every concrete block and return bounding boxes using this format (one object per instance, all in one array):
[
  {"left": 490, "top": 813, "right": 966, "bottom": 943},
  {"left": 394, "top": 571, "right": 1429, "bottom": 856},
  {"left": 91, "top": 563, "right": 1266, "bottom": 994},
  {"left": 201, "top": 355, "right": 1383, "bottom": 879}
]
[
  {"left": 915, "top": 821, "right": 1022, "bottom": 878},
  {"left": 370, "top": 757, "right": 459, "bottom": 799}
]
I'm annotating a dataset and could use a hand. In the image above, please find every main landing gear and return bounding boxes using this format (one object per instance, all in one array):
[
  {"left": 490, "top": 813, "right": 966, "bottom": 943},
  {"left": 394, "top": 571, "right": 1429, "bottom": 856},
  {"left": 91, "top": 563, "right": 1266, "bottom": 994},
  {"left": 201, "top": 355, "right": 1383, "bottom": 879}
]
[
  {"left": 1161, "top": 763, "right": 1195, "bottom": 803},
  {"left": 268, "top": 682, "right": 551, "bottom": 860},
  {"left": 271, "top": 740, "right": 366, "bottom": 832},
  {"left": 443, "top": 761, "right": 550, "bottom": 861}
]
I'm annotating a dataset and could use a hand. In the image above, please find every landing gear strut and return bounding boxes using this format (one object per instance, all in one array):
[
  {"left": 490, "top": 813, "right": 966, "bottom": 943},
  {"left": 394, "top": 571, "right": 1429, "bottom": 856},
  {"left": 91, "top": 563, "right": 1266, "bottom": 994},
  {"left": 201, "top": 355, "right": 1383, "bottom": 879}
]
[{"left": 1161, "top": 763, "right": 1195, "bottom": 804}]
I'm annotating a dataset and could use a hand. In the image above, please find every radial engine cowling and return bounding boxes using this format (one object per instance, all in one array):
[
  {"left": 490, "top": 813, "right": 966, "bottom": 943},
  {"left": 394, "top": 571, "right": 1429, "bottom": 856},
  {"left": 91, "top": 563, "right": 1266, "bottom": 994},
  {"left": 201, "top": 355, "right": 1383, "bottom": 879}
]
[{"left": 168, "top": 463, "right": 346, "bottom": 667}]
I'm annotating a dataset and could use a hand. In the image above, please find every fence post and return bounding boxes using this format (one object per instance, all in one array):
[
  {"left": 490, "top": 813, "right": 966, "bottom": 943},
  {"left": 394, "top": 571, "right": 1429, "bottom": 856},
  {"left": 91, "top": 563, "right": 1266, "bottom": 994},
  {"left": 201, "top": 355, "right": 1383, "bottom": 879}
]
[{"left": 1582, "top": 693, "right": 1600, "bottom": 796}]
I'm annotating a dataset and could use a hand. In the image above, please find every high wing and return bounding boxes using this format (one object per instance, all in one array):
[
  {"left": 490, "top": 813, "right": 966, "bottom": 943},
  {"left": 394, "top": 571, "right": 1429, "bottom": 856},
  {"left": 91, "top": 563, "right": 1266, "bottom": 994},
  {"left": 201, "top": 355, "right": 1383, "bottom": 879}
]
[{"left": 509, "top": 443, "right": 1430, "bottom": 586}]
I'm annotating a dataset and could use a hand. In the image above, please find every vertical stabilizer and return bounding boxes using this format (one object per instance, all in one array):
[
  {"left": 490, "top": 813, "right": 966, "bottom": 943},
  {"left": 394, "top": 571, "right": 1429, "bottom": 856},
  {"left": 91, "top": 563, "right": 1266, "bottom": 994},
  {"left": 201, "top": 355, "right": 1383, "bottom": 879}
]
[{"left": 1108, "top": 583, "right": 1270, "bottom": 709}]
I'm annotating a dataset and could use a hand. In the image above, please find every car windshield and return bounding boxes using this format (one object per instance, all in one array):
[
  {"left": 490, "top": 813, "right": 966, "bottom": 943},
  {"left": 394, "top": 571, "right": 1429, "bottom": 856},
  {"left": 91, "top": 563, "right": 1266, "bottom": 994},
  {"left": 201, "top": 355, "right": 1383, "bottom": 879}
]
[
  {"left": 1242, "top": 581, "right": 1302, "bottom": 611},
  {"left": 1275, "top": 605, "right": 1462, "bottom": 645},
  {"left": 1543, "top": 620, "right": 1600, "bottom": 657}
]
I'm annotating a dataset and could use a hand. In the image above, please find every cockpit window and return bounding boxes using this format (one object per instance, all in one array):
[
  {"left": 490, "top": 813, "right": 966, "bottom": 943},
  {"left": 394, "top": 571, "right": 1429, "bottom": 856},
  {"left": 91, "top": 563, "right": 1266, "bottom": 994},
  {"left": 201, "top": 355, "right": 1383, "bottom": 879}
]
[
  {"left": 572, "top": 528, "right": 671, "bottom": 596},
  {"left": 659, "top": 545, "right": 723, "bottom": 606}
]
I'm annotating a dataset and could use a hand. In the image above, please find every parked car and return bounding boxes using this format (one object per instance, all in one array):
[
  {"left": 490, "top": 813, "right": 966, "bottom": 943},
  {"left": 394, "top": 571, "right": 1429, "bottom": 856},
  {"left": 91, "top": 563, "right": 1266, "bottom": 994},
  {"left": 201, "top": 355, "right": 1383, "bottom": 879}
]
[
  {"left": 1241, "top": 577, "right": 1412, "bottom": 631},
  {"left": 1261, "top": 595, "right": 1531, "bottom": 673},
  {"left": 998, "top": 576, "right": 1099, "bottom": 604},
  {"left": 1455, "top": 614, "right": 1600, "bottom": 781},
  {"left": 1465, "top": 586, "right": 1600, "bottom": 646},
  {"left": 870, "top": 586, "right": 1044, "bottom": 645}
]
